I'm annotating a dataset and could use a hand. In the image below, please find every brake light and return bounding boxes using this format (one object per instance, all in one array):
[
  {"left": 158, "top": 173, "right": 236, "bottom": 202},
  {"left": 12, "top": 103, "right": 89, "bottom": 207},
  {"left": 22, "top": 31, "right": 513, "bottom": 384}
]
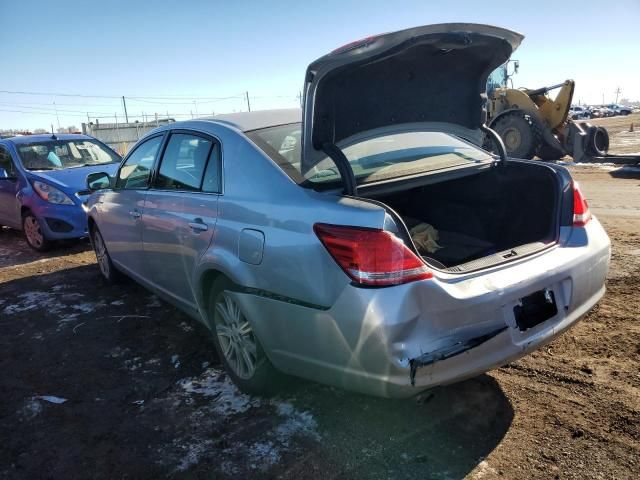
[
  {"left": 314, "top": 223, "right": 433, "bottom": 286},
  {"left": 330, "top": 35, "right": 378, "bottom": 55},
  {"left": 573, "top": 182, "right": 591, "bottom": 227}
]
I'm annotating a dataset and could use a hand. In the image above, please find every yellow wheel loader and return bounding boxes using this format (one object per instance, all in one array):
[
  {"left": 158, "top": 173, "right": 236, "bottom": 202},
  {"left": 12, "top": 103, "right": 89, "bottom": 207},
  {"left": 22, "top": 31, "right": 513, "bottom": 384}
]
[{"left": 485, "top": 62, "right": 638, "bottom": 164}]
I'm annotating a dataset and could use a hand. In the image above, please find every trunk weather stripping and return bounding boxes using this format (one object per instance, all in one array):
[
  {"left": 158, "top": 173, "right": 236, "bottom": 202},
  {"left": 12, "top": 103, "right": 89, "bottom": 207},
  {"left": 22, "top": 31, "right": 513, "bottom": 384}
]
[
  {"left": 409, "top": 326, "right": 507, "bottom": 385},
  {"left": 322, "top": 142, "right": 358, "bottom": 195},
  {"left": 481, "top": 124, "right": 508, "bottom": 165}
]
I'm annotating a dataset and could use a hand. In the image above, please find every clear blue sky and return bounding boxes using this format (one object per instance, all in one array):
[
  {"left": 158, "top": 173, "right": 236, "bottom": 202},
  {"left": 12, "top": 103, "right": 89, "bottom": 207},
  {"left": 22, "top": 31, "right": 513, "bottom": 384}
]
[{"left": 1, "top": 0, "right": 639, "bottom": 130}]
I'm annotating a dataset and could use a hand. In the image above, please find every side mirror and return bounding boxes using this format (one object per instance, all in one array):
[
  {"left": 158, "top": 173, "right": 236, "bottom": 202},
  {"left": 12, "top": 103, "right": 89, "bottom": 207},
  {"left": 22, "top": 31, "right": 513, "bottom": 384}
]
[
  {"left": 0, "top": 167, "right": 16, "bottom": 181},
  {"left": 87, "top": 172, "right": 112, "bottom": 191}
]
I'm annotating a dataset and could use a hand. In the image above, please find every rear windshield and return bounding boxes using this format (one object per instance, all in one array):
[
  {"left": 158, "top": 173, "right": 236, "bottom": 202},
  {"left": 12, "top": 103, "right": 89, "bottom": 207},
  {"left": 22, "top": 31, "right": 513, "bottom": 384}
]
[
  {"left": 247, "top": 123, "right": 493, "bottom": 187},
  {"left": 17, "top": 139, "right": 120, "bottom": 171}
]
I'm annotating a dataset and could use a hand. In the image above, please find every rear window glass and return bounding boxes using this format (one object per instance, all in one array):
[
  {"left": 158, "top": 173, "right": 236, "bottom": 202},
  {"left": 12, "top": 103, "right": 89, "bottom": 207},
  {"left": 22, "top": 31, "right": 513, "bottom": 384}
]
[
  {"left": 17, "top": 139, "right": 120, "bottom": 171},
  {"left": 247, "top": 123, "right": 492, "bottom": 187}
]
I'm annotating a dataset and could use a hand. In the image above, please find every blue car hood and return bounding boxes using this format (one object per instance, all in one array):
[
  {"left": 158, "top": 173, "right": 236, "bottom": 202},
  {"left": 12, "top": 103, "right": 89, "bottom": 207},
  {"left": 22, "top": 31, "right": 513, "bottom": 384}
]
[{"left": 29, "top": 163, "right": 119, "bottom": 192}]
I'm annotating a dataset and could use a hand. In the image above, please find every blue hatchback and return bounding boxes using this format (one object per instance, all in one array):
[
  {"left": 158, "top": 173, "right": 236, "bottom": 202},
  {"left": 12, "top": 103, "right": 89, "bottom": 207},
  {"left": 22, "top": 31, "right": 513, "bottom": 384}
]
[{"left": 0, "top": 134, "right": 120, "bottom": 251}]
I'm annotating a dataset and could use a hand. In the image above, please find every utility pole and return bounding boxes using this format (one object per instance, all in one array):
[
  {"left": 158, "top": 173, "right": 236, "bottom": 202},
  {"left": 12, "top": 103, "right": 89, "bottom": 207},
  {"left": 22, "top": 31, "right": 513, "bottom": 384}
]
[
  {"left": 122, "top": 96, "right": 129, "bottom": 123},
  {"left": 193, "top": 100, "right": 198, "bottom": 117},
  {"left": 297, "top": 90, "right": 303, "bottom": 107},
  {"left": 245, "top": 91, "right": 251, "bottom": 112},
  {"left": 614, "top": 87, "right": 621, "bottom": 104}
]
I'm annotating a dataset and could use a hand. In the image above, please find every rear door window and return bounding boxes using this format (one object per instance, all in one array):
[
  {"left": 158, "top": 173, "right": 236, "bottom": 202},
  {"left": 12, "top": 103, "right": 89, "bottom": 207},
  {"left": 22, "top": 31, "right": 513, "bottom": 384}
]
[{"left": 154, "top": 133, "right": 214, "bottom": 192}]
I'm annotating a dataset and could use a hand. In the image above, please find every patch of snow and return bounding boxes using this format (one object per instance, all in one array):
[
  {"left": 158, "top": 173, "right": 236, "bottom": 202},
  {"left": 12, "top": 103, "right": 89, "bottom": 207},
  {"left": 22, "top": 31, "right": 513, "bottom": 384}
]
[
  {"left": 32, "top": 332, "right": 45, "bottom": 341},
  {"left": 146, "top": 358, "right": 161, "bottom": 366},
  {"left": 147, "top": 295, "right": 162, "bottom": 308},
  {"left": 157, "top": 368, "right": 320, "bottom": 474},
  {"left": 247, "top": 441, "right": 280, "bottom": 471},
  {"left": 37, "top": 395, "right": 67, "bottom": 404},
  {"left": 171, "top": 354, "right": 180, "bottom": 367},
  {"left": 72, "top": 302, "right": 98, "bottom": 313},
  {"left": 110, "top": 300, "right": 125, "bottom": 306},
  {"left": 20, "top": 397, "right": 43, "bottom": 420},
  {"left": 179, "top": 321, "right": 194, "bottom": 332},
  {"left": 272, "top": 401, "right": 320, "bottom": 447},
  {"left": 124, "top": 357, "right": 143, "bottom": 371},
  {"left": 201, "top": 361, "right": 210, "bottom": 369},
  {"left": 178, "top": 369, "right": 259, "bottom": 415},
  {"left": 173, "top": 440, "right": 214, "bottom": 472},
  {"left": 1, "top": 291, "right": 105, "bottom": 332},
  {"left": 107, "top": 346, "right": 130, "bottom": 358},
  {"left": 51, "top": 284, "right": 71, "bottom": 292}
]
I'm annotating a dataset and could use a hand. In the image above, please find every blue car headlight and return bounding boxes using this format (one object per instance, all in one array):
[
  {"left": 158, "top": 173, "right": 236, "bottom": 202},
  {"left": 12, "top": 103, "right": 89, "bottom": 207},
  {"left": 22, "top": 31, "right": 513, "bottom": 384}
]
[{"left": 32, "top": 181, "right": 75, "bottom": 205}]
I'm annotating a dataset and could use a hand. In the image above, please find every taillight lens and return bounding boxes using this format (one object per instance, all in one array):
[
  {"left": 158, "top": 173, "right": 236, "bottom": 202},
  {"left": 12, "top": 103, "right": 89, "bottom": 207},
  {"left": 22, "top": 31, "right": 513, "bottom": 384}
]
[
  {"left": 573, "top": 182, "right": 592, "bottom": 227},
  {"left": 314, "top": 223, "right": 433, "bottom": 286}
]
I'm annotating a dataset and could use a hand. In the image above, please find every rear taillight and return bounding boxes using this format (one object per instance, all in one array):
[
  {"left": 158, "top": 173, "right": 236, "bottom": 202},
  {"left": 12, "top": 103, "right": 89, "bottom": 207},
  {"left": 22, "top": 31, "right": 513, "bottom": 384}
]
[
  {"left": 573, "top": 182, "right": 592, "bottom": 227},
  {"left": 314, "top": 223, "right": 433, "bottom": 286}
]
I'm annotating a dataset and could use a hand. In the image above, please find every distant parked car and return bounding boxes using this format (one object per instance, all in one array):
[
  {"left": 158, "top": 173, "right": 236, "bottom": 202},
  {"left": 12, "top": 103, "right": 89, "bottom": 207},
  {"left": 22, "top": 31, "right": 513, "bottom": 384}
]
[
  {"left": 86, "top": 24, "right": 610, "bottom": 398},
  {"left": 592, "top": 106, "right": 614, "bottom": 117},
  {"left": 569, "top": 106, "right": 591, "bottom": 119},
  {"left": 605, "top": 104, "right": 633, "bottom": 116},
  {"left": 0, "top": 134, "right": 120, "bottom": 250}
]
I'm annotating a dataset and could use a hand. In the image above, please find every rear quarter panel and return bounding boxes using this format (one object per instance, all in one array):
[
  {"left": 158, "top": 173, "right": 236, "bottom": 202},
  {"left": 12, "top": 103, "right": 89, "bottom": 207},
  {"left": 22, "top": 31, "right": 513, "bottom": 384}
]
[{"left": 193, "top": 125, "right": 387, "bottom": 313}]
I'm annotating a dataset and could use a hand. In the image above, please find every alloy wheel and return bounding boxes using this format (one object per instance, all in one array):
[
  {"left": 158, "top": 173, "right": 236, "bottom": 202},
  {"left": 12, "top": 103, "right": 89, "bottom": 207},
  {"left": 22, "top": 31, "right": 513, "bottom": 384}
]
[
  {"left": 214, "top": 292, "right": 257, "bottom": 380},
  {"left": 24, "top": 215, "right": 44, "bottom": 249},
  {"left": 93, "top": 229, "right": 111, "bottom": 278}
]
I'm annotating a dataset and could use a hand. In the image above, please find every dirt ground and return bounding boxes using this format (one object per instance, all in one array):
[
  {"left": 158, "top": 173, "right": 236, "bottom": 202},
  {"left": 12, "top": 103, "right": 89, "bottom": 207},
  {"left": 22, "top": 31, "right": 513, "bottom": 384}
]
[
  {"left": 1, "top": 165, "right": 639, "bottom": 479},
  {"left": 577, "top": 112, "right": 640, "bottom": 155}
]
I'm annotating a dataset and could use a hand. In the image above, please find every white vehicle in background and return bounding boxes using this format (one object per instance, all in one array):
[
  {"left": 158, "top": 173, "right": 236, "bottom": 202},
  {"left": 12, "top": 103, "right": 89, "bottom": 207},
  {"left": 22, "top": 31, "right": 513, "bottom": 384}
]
[{"left": 569, "top": 106, "right": 591, "bottom": 120}]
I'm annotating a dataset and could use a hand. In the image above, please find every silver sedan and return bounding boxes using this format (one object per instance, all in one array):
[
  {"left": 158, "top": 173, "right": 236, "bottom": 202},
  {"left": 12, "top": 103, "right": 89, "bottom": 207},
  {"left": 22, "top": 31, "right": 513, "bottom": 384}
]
[{"left": 86, "top": 23, "right": 610, "bottom": 397}]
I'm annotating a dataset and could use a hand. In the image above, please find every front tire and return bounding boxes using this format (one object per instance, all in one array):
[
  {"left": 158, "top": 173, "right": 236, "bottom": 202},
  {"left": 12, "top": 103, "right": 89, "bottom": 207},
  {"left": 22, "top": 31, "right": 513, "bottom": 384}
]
[
  {"left": 22, "top": 212, "right": 52, "bottom": 252},
  {"left": 491, "top": 112, "right": 541, "bottom": 160},
  {"left": 207, "top": 278, "right": 279, "bottom": 395},
  {"left": 90, "top": 225, "right": 121, "bottom": 284}
]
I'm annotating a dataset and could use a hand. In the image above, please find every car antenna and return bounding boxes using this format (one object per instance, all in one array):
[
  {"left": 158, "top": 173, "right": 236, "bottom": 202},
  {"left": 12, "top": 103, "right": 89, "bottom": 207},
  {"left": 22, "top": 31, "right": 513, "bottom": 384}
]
[{"left": 50, "top": 124, "right": 57, "bottom": 140}]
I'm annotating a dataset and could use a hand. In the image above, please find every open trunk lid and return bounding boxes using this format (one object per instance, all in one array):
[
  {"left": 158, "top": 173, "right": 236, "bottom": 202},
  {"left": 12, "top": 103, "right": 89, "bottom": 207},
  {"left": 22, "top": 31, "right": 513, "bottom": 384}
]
[{"left": 301, "top": 23, "right": 524, "bottom": 174}]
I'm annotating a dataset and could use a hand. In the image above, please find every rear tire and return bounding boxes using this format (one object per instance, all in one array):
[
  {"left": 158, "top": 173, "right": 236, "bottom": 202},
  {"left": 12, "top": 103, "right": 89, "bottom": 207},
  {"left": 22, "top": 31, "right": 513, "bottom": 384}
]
[
  {"left": 22, "top": 212, "right": 52, "bottom": 252},
  {"left": 207, "top": 277, "right": 280, "bottom": 395},
  {"left": 90, "top": 225, "right": 121, "bottom": 284},
  {"left": 491, "top": 112, "right": 541, "bottom": 159}
]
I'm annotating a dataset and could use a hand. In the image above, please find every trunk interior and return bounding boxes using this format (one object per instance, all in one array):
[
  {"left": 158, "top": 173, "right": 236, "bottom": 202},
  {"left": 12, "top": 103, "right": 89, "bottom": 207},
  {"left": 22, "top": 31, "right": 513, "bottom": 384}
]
[{"left": 364, "top": 163, "right": 560, "bottom": 271}]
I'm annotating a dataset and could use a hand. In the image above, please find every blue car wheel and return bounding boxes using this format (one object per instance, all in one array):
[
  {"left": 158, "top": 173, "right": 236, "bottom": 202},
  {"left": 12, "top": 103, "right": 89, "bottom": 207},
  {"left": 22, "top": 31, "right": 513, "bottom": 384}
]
[{"left": 22, "top": 212, "right": 52, "bottom": 252}]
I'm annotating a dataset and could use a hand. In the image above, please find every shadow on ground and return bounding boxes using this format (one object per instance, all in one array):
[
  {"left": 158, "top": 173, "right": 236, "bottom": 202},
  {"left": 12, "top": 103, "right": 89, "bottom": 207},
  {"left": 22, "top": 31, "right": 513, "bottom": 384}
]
[
  {"left": 0, "top": 227, "right": 91, "bottom": 268},
  {"left": 0, "top": 264, "right": 513, "bottom": 480},
  {"left": 609, "top": 166, "right": 640, "bottom": 180}
]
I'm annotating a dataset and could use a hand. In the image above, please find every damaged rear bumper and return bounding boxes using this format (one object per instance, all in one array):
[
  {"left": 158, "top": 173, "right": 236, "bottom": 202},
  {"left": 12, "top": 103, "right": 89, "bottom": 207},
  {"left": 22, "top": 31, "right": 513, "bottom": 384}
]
[{"left": 232, "top": 218, "right": 610, "bottom": 398}]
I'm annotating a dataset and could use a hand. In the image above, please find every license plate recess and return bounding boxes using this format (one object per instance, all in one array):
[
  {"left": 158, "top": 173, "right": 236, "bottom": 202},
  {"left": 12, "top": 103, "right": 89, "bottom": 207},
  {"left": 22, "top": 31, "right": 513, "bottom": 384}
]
[{"left": 514, "top": 289, "right": 558, "bottom": 331}]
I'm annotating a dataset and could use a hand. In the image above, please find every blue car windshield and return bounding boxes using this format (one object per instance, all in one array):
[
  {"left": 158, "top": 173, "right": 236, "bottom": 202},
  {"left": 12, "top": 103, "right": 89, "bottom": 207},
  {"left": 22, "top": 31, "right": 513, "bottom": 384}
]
[
  {"left": 248, "top": 123, "right": 493, "bottom": 186},
  {"left": 17, "top": 139, "right": 120, "bottom": 171}
]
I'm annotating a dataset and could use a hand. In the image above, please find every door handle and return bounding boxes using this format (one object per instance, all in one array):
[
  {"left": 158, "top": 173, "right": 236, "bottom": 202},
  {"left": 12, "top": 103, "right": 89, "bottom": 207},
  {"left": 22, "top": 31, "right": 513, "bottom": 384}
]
[
  {"left": 188, "top": 218, "right": 208, "bottom": 232},
  {"left": 129, "top": 209, "right": 141, "bottom": 219}
]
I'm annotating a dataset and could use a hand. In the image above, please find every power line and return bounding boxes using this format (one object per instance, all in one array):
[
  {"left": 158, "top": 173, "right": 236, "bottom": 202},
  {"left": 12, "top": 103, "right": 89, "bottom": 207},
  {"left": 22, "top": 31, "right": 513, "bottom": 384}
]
[{"left": 0, "top": 89, "right": 250, "bottom": 101}]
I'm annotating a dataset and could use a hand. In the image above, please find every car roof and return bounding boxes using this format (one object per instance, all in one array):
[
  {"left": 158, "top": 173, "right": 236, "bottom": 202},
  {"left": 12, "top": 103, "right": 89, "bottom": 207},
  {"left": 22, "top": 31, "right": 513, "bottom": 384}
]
[
  {"left": 3, "top": 133, "right": 94, "bottom": 145},
  {"left": 197, "top": 108, "right": 301, "bottom": 132}
]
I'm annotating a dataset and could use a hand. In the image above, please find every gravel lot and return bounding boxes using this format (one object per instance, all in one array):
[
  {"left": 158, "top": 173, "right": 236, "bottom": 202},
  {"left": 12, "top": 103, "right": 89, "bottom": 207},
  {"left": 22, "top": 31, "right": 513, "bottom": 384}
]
[{"left": 0, "top": 164, "right": 638, "bottom": 479}]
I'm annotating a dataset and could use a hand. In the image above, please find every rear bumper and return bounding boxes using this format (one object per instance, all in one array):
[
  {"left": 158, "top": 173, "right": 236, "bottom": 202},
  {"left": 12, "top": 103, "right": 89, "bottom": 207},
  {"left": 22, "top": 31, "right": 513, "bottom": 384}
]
[{"left": 234, "top": 218, "right": 610, "bottom": 398}]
